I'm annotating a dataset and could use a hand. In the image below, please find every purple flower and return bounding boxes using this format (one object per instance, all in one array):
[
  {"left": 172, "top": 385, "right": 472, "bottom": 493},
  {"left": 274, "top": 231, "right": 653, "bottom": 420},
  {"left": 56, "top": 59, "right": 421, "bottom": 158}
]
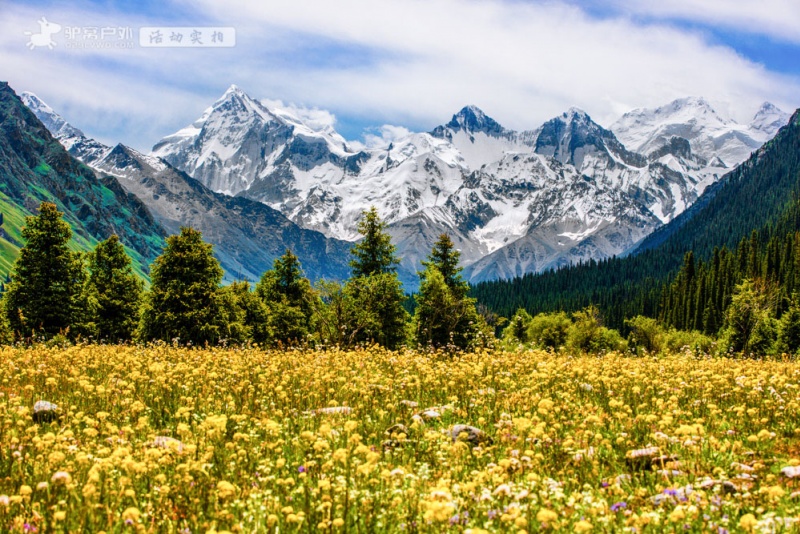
[
  {"left": 23, "top": 524, "right": 37, "bottom": 533},
  {"left": 663, "top": 488, "right": 678, "bottom": 496},
  {"left": 488, "top": 509, "right": 499, "bottom": 519},
  {"left": 449, "top": 515, "right": 460, "bottom": 525},
  {"left": 298, "top": 465, "right": 306, "bottom": 473},
  {"left": 610, "top": 501, "right": 627, "bottom": 512},
  {"left": 600, "top": 481, "right": 610, "bottom": 488}
]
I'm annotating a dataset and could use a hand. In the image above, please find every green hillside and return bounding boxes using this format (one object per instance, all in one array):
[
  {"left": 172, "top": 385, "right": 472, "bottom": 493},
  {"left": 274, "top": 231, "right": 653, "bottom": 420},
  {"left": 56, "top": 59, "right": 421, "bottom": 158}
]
[{"left": 0, "top": 82, "right": 166, "bottom": 279}]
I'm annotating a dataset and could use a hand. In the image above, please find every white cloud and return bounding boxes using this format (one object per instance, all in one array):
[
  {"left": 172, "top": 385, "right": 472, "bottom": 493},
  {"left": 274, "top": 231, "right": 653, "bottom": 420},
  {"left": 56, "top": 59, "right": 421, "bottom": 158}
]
[
  {"left": 262, "top": 98, "right": 338, "bottom": 133},
  {"left": 1, "top": 0, "right": 798, "bottom": 151},
  {"left": 360, "top": 125, "right": 413, "bottom": 149},
  {"left": 608, "top": 0, "right": 800, "bottom": 44}
]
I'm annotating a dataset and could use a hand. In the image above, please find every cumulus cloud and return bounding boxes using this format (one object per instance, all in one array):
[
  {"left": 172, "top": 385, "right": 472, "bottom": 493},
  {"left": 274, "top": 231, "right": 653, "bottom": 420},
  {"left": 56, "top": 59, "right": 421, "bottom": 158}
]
[
  {"left": 360, "top": 125, "right": 413, "bottom": 149},
  {"left": 262, "top": 98, "right": 338, "bottom": 133},
  {"left": 1, "top": 0, "right": 798, "bottom": 151}
]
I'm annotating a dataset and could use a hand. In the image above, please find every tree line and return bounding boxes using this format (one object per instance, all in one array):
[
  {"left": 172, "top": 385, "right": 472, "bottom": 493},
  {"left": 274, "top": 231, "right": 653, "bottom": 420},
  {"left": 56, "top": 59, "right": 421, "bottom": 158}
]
[{"left": 0, "top": 202, "right": 489, "bottom": 349}]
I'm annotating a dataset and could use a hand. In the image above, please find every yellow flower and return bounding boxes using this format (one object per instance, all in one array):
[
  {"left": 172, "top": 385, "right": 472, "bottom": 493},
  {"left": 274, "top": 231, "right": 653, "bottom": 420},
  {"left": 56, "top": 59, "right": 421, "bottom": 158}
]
[
  {"left": 122, "top": 507, "right": 141, "bottom": 523},
  {"left": 739, "top": 514, "right": 758, "bottom": 531},
  {"left": 53, "top": 510, "right": 66, "bottom": 521},
  {"left": 332, "top": 518, "right": 345, "bottom": 527},
  {"left": 574, "top": 520, "right": 593, "bottom": 532},
  {"left": 216, "top": 480, "right": 237, "bottom": 499},
  {"left": 537, "top": 508, "right": 558, "bottom": 524}
]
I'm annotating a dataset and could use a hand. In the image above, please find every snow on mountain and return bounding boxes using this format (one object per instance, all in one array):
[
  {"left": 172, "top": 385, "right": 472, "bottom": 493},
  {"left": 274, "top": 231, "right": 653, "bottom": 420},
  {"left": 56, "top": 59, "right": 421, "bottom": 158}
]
[
  {"left": 21, "top": 91, "right": 353, "bottom": 284},
  {"left": 26, "top": 86, "right": 788, "bottom": 286},
  {"left": 152, "top": 85, "right": 356, "bottom": 197},
  {"left": 20, "top": 92, "right": 84, "bottom": 139},
  {"left": 611, "top": 96, "right": 788, "bottom": 169},
  {"left": 149, "top": 87, "right": 789, "bottom": 285},
  {"left": 750, "top": 102, "right": 791, "bottom": 137}
]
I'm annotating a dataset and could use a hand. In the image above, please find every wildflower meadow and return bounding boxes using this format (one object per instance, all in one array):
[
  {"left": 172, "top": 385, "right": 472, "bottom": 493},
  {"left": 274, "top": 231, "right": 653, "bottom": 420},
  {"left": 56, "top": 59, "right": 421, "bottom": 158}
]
[{"left": 1, "top": 344, "right": 799, "bottom": 532}]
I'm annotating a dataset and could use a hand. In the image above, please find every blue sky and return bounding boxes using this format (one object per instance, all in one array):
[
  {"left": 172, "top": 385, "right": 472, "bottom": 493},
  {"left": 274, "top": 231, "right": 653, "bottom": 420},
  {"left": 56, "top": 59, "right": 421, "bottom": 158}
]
[{"left": 2, "top": 0, "right": 799, "bottom": 151}]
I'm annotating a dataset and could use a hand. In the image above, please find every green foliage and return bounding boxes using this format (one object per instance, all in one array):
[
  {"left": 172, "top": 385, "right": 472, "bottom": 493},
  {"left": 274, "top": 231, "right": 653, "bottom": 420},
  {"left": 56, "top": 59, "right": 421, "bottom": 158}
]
[
  {"left": 349, "top": 207, "right": 399, "bottom": 277},
  {"left": 256, "top": 249, "right": 317, "bottom": 345},
  {"left": 625, "top": 316, "right": 664, "bottom": 355},
  {"left": 566, "top": 306, "right": 626, "bottom": 354},
  {"left": 501, "top": 309, "right": 533, "bottom": 346},
  {"left": 218, "top": 281, "right": 271, "bottom": 345},
  {"left": 660, "top": 328, "right": 715, "bottom": 356},
  {"left": 413, "top": 234, "right": 480, "bottom": 350},
  {"left": 528, "top": 311, "right": 572, "bottom": 351},
  {"left": 138, "top": 227, "right": 225, "bottom": 345},
  {"left": 4, "top": 202, "right": 88, "bottom": 339},
  {"left": 335, "top": 208, "right": 409, "bottom": 349},
  {"left": 86, "top": 235, "right": 143, "bottom": 342},
  {"left": 718, "top": 279, "right": 777, "bottom": 356},
  {"left": 345, "top": 274, "right": 409, "bottom": 350},
  {"left": 422, "top": 234, "right": 469, "bottom": 299},
  {"left": 413, "top": 268, "right": 480, "bottom": 350},
  {"left": 776, "top": 300, "right": 800, "bottom": 355}
]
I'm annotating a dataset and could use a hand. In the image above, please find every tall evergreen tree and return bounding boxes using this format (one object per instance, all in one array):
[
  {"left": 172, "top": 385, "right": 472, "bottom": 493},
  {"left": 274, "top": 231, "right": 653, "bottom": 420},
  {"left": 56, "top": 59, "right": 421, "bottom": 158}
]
[
  {"left": 86, "top": 235, "right": 143, "bottom": 342},
  {"left": 257, "top": 249, "right": 317, "bottom": 345},
  {"left": 346, "top": 207, "right": 408, "bottom": 348},
  {"left": 4, "top": 202, "right": 87, "bottom": 339},
  {"left": 138, "top": 227, "right": 225, "bottom": 345},
  {"left": 350, "top": 206, "right": 399, "bottom": 277},
  {"left": 422, "top": 234, "right": 469, "bottom": 298},
  {"left": 413, "top": 234, "right": 480, "bottom": 349}
]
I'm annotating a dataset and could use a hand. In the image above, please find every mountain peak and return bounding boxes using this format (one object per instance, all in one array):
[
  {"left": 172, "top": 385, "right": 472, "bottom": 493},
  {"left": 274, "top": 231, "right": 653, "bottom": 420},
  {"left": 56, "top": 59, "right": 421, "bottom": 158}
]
[
  {"left": 20, "top": 91, "right": 85, "bottom": 139},
  {"left": 750, "top": 102, "right": 790, "bottom": 136},
  {"left": 443, "top": 105, "right": 506, "bottom": 137},
  {"left": 560, "top": 107, "right": 591, "bottom": 123}
]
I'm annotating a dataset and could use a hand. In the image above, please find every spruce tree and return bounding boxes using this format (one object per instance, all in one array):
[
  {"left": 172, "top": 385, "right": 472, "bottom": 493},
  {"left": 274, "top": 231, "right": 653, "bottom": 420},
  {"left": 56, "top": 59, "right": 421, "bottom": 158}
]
[
  {"left": 422, "top": 234, "right": 469, "bottom": 299},
  {"left": 257, "top": 249, "right": 317, "bottom": 345},
  {"left": 138, "top": 227, "right": 224, "bottom": 345},
  {"left": 86, "top": 235, "right": 143, "bottom": 342},
  {"left": 4, "top": 202, "right": 87, "bottom": 339},
  {"left": 350, "top": 206, "right": 399, "bottom": 276},
  {"left": 347, "top": 207, "right": 408, "bottom": 348},
  {"left": 413, "top": 234, "right": 480, "bottom": 349}
]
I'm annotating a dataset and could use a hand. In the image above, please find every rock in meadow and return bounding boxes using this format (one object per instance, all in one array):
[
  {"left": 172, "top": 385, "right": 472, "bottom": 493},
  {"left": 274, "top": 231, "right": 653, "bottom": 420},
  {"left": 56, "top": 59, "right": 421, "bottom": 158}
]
[
  {"left": 450, "top": 424, "right": 493, "bottom": 447},
  {"left": 32, "top": 400, "right": 59, "bottom": 424}
]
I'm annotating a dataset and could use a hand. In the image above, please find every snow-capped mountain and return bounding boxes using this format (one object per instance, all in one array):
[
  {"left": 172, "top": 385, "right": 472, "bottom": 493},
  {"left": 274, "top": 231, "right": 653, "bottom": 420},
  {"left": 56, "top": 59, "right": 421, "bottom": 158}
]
[
  {"left": 611, "top": 97, "right": 788, "bottom": 168},
  {"left": 21, "top": 91, "right": 353, "bottom": 283},
  {"left": 150, "top": 86, "right": 788, "bottom": 284}
]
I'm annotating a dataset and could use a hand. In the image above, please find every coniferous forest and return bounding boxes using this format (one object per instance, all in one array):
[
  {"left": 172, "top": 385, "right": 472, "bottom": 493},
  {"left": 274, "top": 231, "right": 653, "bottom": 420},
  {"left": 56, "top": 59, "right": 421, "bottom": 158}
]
[{"left": 472, "top": 109, "right": 800, "bottom": 353}]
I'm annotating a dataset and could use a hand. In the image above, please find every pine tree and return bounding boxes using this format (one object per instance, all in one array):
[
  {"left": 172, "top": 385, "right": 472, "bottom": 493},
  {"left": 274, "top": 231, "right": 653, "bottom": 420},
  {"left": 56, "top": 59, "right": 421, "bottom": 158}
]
[
  {"left": 138, "top": 227, "right": 225, "bottom": 345},
  {"left": 4, "top": 202, "right": 87, "bottom": 339},
  {"left": 422, "top": 234, "right": 469, "bottom": 299},
  {"left": 86, "top": 235, "right": 143, "bottom": 342},
  {"left": 346, "top": 208, "right": 408, "bottom": 349},
  {"left": 257, "top": 249, "right": 317, "bottom": 345},
  {"left": 350, "top": 206, "right": 399, "bottom": 277},
  {"left": 413, "top": 234, "right": 480, "bottom": 349}
]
